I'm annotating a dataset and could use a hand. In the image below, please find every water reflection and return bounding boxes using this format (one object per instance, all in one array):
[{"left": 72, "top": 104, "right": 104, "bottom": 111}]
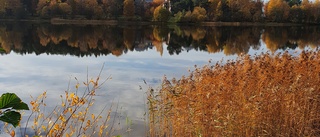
[
  {"left": 1, "top": 23, "right": 319, "bottom": 136},
  {"left": 1, "top": 23, "right": 320, "bottom": 57}
]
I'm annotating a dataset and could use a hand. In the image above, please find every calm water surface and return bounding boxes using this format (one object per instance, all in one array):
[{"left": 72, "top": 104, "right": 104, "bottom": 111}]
[{"left": 0, "top": 23, "right": 318, "bottom": 136}]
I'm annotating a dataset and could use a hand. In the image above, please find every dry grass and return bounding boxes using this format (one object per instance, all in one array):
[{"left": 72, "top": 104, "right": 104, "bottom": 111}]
[
  {"left": 148, "top": 50, "right": 320, "bottom": 137},
  {"left": 20, "top": 74, "right": 117, "bottom": 137},
  {"left": 1, "top": 69, "right": 122, "bottom": 137}
]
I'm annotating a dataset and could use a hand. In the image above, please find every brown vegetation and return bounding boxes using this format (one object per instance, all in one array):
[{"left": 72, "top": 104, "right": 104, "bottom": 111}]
[
  {"left": 148, "top": 50, "right": 320, "bottom": 136},
  {"left": 6, "top": 74, "right": 120, "bottom": 137}
]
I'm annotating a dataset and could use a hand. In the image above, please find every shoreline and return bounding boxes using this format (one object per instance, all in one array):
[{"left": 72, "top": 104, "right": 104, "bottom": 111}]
[{"left": 0, "top": 18, "right": 308, "bottom": 26}]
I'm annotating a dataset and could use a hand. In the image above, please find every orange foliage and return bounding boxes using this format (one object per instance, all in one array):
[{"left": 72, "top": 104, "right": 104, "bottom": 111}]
[
  {"left": 264, "top": 0, "right": 290, "bottom": 22},
  {"left": 153, "top": 0, "right": 165, "bottom": 5},
  {"left": 149, "top": 50, "right": 320, "bottom": 136}
]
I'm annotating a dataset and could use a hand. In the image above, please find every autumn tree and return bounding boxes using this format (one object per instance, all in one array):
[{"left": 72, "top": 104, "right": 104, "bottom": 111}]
[
  {"left": 0, "top": 0, "right": 6, "bottom": 17},
  {"left": 153, "top": 6, "right": 170, "bottom": 22},
  {"left": 135, "top": 0, "right": 145, "bottom": 18},
  {"left": 264, "top": 0, "right": 290, "bottom": 22},
  {"left": 227, "top": 0, "right": 250, "bottom": 21},
  {"left": 194, "top": 0, "right": 210, "bottom": 8},
  {"left": 56, "top": 3, "right": 72, "bottom": 18},
  {"left": 215, "top": 0, "right": 223, "bottom": 21},
  {"left": 206, "top": 0, "right": 218, "bottom": 20},
  {"left": 170, "top": 0, "right": 194, "bottom": 15},
  {"left": 207, "top": 0, "right": 230, "bottom": 21},
  {"left": 144, "top": 0, "right": 166, "bottom": 20},
  {"left": 144, "top": 2, "right": 155, "bottom": 20},
  {"left": 250, "top": 0, "right": 264, "bottom": 22},
  {"left": 83, "top": 0, "right": 104, "bottom": 19},
  {"left": 22, "top": 0, "right": 38, "bottom": 16},
  {"left": 37, "top": 0, "right": 50, "bottom": 17},
  {"left": 285, "top": 0, "right": 301, "bottom": 7},
  {"left": 123, "top": 0, "right": 135, "bottom": 17},
  {"left": 0, "top": 0, "right": 25, "bottom": 18},
  {"left": 207, "top": 0, "right": 223, "bottom": 21},
  {"left": 181, "top": 11, "right": 192, "bottom": 22},
  {"left": 153, "top": 0, "right": 165, "bottom": 5},
  {"left": 314, "top": 0, "right": 320, "bottom": 22},
  {"left": 102, "top": 0, "right": 123, "bottom": 19},
  {"left": 288, "top": 5, "right": 304, "bottom": 23},
  {"left": 300, "top": 0, "right": 313, "bottom": 23},
  {"left": 179, "top": 6, "right": 207, "bottom": 22},
  {"left": 192, "top": 7, "right": 207, "bottom": 22}
]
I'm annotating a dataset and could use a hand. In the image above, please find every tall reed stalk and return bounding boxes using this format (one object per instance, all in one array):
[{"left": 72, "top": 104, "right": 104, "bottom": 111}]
[{"left": 149, "top": 50, "right": 320, "bottom": 136}]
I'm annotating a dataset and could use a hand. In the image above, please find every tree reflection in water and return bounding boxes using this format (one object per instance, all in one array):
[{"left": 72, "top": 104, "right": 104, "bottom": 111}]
[{"left": 1, "top": 23, "right": 320, "bottom": 57}]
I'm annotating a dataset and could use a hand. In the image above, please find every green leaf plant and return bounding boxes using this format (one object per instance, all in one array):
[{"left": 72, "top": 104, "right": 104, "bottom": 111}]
[{"left": 0, "top": 93, "right": 29, "bottom": 127}]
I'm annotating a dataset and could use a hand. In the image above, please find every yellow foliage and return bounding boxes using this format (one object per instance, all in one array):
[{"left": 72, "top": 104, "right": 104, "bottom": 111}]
[
  {"left": 265, "top": 0, "right": 290, "bottom": 22},
  {"left": 20, "top": 76, "right": 115, "bottom": 137},
  {"left": 191, "top": 6, "right": 207, "bottom": 22}
]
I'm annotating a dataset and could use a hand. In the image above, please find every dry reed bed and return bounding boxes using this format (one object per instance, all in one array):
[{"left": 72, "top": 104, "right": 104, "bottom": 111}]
[{"left": 149, "top": 50, "right": 320, "bottom": 137}]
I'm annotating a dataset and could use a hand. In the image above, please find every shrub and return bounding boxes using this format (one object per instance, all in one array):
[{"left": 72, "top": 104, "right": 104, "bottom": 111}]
[{"left": 3, "top": 73, "right": 120, "bottom": 137}]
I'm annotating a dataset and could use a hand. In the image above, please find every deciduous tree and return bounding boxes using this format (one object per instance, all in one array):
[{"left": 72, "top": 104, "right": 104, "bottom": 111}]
[
  {"left": 285, "top": 0, "right": 301, "bottom": 7},
  {"left": 0, "top": 0, "right": 6, "bottom": 16},
  {"left": 264, "top": 0, "right": 290, "bottom": 22},
  {"left": 102, "top": 0, "right": 123, "bottom": 18},
  {"left": 123, "top": 0, "right": 135, "bottom": 17},
  {"left": 0, "top": 0, "right": 24, "bottom": 17},
  {"left": 191, "top": 6, "right": 207, "bottom": 22},
  {"left": 314, "top": 0, "right": 320, "bottom": 22},
  {"left": 170, "top": 0, "right": 194, "bottom": 14},
  {"left": 300, "top": 0, "right": 313, "bottom": 23},
  {"left": 153, "top": 6, "right": 170, "bottom": 22}
]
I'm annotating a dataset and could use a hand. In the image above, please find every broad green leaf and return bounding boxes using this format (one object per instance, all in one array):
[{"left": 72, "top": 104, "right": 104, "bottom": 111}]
[
  {"left": 0, "top": 93, "right": 29, "bottom": 110},
  {"left": 13, "top": 102, "right": 29, "bottom": 110},
  {"left": 0, "top": 111, "right": 21, "bottom": 127}
]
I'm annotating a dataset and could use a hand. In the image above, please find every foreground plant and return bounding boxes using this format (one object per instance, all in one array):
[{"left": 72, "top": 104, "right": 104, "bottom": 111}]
[
  {"left": 0, "top": 93, "right": 29, "bottom": 127},
  {"left": 149, "top": 50, "right": 320, "bottom": 136},
  {"left": 0, "top": 67, "right": 126, "bottom": 137},
  {"left": 19, "top": 74, "right": 118, "bottom": 137}
]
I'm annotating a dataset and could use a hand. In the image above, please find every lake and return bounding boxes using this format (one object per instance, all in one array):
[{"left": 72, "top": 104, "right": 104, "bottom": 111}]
[{"left": 0, "top": 22, "right": 318, "bottom": 136}]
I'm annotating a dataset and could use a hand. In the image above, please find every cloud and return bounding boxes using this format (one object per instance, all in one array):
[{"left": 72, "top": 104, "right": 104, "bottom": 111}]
[{"left": 0, "top": 46, "right": 238, "bottom": 135}]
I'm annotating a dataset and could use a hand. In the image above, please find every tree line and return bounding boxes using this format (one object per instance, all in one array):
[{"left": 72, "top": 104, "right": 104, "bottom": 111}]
[{"left": 1, "top": 0, "right": 320, "bottom": 23}]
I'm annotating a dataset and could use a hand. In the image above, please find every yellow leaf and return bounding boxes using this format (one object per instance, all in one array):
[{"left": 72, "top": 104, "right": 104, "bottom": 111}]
[
  {"left": 76, "top": 83, "right": 80, "bottom": 89},
  {"left": 68, "top": 107, "right": 73, "bottom": 112},
  {"left": 59, "top": 115, "right": 66, "bottom": 122},
  {"left": 54, "top": 124, "right": 59, "bottom": 130},
  {"left": 70, "top": 93, "right": 75, "bottom": 100},
  {"left": 91, "top": 114, "right": 95, "bottom": 120},
  {"left": 42, "top": 125, "right": 46, "bottom": 131},
  {"left": 86, "top": 120, "right": 91, "bottom": 127},
  {"left": 10, "top": 130, "right": 15, "bottom": 137}
]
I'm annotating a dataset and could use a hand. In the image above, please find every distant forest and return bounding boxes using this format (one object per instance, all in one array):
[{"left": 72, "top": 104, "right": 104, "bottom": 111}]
[{"left": 0, "top": 0, "right": 320, "bottom": 24}]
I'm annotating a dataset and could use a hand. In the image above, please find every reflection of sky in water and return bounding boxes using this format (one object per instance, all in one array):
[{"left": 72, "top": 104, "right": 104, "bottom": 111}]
[{"left": 0, "top": 42, "right": 304, "bottom": 136}]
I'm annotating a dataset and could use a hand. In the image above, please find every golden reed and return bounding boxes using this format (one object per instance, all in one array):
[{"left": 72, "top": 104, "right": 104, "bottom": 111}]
[{"left": 149, "top": 50, "right": 320, "bottom": 137}]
